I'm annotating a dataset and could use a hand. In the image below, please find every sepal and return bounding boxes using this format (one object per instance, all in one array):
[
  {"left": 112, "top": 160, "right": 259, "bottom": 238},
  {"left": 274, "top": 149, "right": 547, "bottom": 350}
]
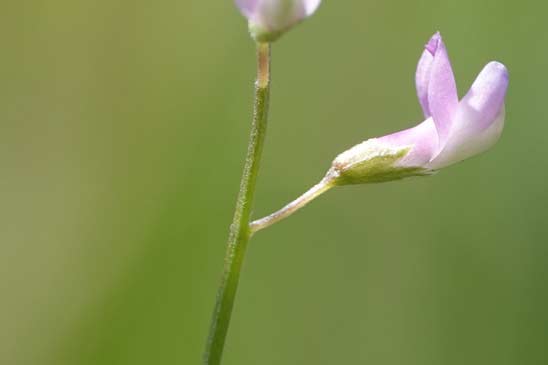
[{"left": 331, "top": 139, "right": 432, "bottom": 185}]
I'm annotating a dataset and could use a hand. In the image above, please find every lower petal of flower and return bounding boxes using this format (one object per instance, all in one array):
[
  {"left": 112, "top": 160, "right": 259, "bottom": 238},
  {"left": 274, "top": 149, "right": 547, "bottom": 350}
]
[
  {"left": 427, "top": 106, "right": 505, "bottom": 170},
  {"left": 427, "top": 61, "right": 508, "bottom": 169},
  {"left": 378, "top": 117, "right": 439, "bottom": 168}
]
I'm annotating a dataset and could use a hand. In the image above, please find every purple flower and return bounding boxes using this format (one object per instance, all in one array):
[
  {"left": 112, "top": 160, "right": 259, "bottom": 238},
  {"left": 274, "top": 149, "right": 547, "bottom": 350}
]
[
  {"left": 235, "top": 0, "right": 322, "bottom": 41},
  {"left": 331, "top": 32, "right": 509, "bottom": 184}
]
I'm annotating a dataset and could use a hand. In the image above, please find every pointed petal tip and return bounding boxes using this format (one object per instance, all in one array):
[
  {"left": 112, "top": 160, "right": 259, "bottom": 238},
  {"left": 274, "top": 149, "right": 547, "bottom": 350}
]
[{"left": 425, "top": 32, "right": 442, "bottom": 55}]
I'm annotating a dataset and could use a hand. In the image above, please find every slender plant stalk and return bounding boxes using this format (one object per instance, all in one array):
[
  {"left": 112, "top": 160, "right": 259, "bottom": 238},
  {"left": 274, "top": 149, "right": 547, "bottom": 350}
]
[
  {"left": 203, "top": 42, "right": 271, "bottom": 365},
  {"left": 249, "top": 169, "right": 338, "bottom": 234}
]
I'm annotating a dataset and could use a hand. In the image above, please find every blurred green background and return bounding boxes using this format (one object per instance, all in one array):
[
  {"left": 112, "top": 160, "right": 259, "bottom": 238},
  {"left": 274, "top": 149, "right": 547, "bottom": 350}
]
[{"left": 2, "top": 1, "right": 547, "bottom": 364}]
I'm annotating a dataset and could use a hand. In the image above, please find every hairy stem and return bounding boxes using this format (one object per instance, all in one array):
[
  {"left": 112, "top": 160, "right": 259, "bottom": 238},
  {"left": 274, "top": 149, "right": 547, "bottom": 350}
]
[{"left": 203, "top": 42, "right": 271, "bottom": 365}]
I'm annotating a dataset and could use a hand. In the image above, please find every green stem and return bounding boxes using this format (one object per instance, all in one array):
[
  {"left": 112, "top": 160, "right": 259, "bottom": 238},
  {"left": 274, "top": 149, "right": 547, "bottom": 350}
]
[
  {"left": 249, "top": 169, "right": 338, "bottom": 235},
  {"left": 203, "top": 42, "right": 271, "bottom": 365}
]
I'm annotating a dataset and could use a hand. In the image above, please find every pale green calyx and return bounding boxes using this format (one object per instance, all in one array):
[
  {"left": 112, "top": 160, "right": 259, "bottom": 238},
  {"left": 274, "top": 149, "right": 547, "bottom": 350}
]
[
  {"left": 248, "top": 23, "right": 285, "bottom": 43},
  {"left": 330, "top": 139, "right": 432, "bottom": 185}
]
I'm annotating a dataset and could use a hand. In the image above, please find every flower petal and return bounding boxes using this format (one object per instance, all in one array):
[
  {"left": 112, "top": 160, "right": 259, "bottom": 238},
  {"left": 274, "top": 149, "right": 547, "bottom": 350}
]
[
  {"left": 415, "top": 35, "right": 438, "bottom": 118},
  {"left": 303, "top": 0, "right": 322, "bottom": 15},
  {"left": 426, "top": 33, "right": 459, "bottom": 150},
  {"left": 235, "top": 0, "right": 259, "bottom": 19},
  {"left": 378, "top": 117, "right": 438, "bottom": 168},
  {"left": 459, "top": 61, "right": 509, "bottom": 130},
  {"left": 428, "top": 62, "right": 509, "bottom": 169}
]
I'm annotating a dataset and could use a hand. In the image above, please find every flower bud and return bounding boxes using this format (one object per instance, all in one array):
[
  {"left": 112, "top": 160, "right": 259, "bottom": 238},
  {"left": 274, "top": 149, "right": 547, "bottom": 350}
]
[{"left": 235, "top": 0, "right": 322, "bottom": 42}]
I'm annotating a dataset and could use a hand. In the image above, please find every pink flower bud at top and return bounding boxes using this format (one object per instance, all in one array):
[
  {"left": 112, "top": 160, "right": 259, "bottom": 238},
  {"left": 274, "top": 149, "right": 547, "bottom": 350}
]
[{"left": 235, "top": 0, "right": 322, "bottom": 42}]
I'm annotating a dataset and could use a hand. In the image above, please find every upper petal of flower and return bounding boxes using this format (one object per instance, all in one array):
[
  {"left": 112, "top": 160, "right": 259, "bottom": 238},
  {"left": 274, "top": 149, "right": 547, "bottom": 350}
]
[
  {"left": 415, "top": 33, "right": 459, "bottom": 150},
  {"left": 415, "top": 36, "right": 437, "bottom": 117}
]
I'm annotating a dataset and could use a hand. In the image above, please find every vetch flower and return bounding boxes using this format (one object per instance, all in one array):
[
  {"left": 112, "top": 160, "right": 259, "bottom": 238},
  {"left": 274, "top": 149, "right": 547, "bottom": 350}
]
[
  {"left": 330, "top": 32, "right": 509, "bottom": 185},
  {"left": 235, "top": 0, "right": 322, "bottom": 42}
]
